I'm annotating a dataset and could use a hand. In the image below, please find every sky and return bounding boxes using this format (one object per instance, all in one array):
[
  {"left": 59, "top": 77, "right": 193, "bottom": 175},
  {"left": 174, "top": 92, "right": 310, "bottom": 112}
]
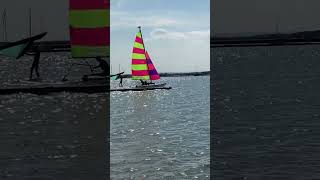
[
  {"left": 0, "top": 0, "right": 69, "bottom": 41},
  {"left": 110, "top": 0, "right": 210, "bottom": 73},
  {"left": 212, "top": 0, "right": 320, "bottom": 36},
  {"left": 1, "top": 0, "right": 320, "bottom": 40},
  {"left": 2, "top": 0, "right": 320, "bottom": 72}
]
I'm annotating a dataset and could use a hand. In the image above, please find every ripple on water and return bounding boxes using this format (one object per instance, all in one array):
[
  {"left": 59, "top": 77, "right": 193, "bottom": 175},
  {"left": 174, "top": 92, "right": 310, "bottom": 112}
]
[{"left": 111, "top": 76, "right": 210, "bottom": 179}]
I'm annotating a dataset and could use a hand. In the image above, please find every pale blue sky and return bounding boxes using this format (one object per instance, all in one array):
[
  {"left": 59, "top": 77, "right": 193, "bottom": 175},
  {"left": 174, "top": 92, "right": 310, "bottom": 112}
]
[{"left": 110, "top": 0, "right": 210, "bottom": 73}]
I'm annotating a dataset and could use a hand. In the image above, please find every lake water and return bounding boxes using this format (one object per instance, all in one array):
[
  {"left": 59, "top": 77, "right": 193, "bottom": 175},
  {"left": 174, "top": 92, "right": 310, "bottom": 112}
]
[
  {"left": 0, "top": 53, "right": 210, "bottom": 179},
  {"left": 212, "top": 45, "right": 320, "bottom": 179},
  {"left": 0, "top": 53, "right": 109, "bottom": 179},
  {"left": 111, "top": 76, "right": 210, "bottom": 179}
]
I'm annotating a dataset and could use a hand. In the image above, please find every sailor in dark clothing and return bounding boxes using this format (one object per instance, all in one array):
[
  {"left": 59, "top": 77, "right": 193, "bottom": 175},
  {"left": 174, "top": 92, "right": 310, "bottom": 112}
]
[
  {"left": 118, "top": 74, "right": 123, "bottom": 87},
  {"left": 82, "top": 57, "right": 109, "bottom": 81},
  {"left": 140, "top": 80, "right": 146, "bottom": 85},
  {"left": 27, "top": 47, "right": 41, "bottom": 80},
  {"left": 93, "top": 57, "right": 109, "bottom": 76}
]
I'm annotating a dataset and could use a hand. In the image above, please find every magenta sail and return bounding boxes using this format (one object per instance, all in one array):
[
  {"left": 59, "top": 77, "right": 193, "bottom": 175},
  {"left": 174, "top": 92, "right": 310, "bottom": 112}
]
[{"left": 145, "top": 51, "right": 160, "bottom": 80}]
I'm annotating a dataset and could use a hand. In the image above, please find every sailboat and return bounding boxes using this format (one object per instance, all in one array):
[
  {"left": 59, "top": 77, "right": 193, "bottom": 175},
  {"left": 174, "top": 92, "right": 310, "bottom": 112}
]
[{"left": 131, "top": 27, "right": 168, "bottom": 89}]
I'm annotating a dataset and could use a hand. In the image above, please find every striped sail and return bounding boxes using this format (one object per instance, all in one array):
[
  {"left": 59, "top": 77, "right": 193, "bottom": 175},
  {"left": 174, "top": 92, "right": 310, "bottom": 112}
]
[
  {"left": 69, "top": 0, "right": 110, "bottom": 58},
  {"left": 145, "top": 51, "right": 160, "bottom": 80},
  {"left": 131, "top": 31, "right": 150, "bottom": 80}
]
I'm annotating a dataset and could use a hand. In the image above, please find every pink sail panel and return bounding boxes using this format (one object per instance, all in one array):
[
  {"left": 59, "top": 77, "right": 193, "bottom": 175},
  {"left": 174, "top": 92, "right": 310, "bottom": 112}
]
[
  {"left": 132, "top": 70, "right": 149, "bottom": 76},
  {"left": 145, "top": 51, "right": 160, "bottom": 80},
  {"left": 70, "top": 27, "right": 110, "bottom": 46},
  {"left": 70, "top": 0, "right": 110, "bottom": 9},
  {"left": 132, "top": 47, "right": 145, "bottom": 54}
]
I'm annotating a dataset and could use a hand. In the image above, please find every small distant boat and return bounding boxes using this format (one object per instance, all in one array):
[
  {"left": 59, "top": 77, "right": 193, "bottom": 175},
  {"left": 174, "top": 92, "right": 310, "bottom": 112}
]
[{"left": 130, "top": 27, "right": 171, "bottom": 90}]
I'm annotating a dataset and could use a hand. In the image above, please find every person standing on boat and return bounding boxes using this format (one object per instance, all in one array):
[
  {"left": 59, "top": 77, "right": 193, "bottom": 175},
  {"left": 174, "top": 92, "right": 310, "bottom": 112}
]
[
  {"left": 116, "top": 73, "right": 123, "bottom": 87},
  {"left": 27, "top": 46, "right": 41, "bottom": 80},
  {"left": 82, "top": 57, "right": 109, "bottom": 81},
  {"left": 140, "top": 80, "right": 146, "bottom": 85}
]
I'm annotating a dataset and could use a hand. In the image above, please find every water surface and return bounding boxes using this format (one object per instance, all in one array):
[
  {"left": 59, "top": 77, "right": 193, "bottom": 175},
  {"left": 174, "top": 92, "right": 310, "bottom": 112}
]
[
  {"left": 212, "top": 45, "right": 320, "bottom": 179},
  {"left": 111, "top": 76, "right": 210, "bottom": 180}
]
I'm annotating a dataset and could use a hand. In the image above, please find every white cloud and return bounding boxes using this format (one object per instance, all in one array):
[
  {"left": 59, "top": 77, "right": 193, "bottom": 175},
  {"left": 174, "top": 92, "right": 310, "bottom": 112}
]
[
  {"left": 146, "top": 28, "right": 210, "bottom": 41},
  {"left": 111, "top": 13, "right": 179, "bottom": 29},
  {"left": 110, "top": 10, "right": 209, "bottom": 30},
  {"left": 111, "top": 0, "right": 128, "bottom": 8}
]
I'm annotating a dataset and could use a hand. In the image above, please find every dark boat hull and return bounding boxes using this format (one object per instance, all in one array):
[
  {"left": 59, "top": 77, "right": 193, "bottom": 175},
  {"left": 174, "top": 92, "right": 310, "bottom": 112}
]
[
  {"left": 1, "top": 80, "right": 108, "bottom": 95},
  {"left": 0, "top": 80, "right": 171, "bottom": 95},
  {"left": 135, "top": 83, "right": 167, "bottom": 88},
  {"left": 111, "top": 86, "right": 172, "bottom": 92}
]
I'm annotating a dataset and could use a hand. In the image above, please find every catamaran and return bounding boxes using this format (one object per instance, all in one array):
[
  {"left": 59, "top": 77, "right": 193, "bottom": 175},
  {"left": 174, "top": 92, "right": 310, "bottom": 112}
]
[{"left": 131, "top": 26, "right": 170, "bottom": 89}]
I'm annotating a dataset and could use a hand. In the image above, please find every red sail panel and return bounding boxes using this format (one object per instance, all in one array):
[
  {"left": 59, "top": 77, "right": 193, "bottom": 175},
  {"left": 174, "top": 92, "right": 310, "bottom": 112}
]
[
  {"left": 70, "top": 27, "right": 110, "bottom": 46},
  {"left": 70, "top": 0, "right": 110, "bottom": 9}
]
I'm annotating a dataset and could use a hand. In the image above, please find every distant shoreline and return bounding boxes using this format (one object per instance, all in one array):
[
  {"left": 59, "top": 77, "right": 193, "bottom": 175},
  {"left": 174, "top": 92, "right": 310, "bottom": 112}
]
[
  {"left": 212, "top": 29, "right": 320, "bottom": 47},
  {"left": 119, "top": 71, "right": 210, "bottom": 78}
]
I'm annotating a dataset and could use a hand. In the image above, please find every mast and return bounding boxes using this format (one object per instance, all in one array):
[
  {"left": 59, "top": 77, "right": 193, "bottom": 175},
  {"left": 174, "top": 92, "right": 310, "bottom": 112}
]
[
  {"left": 275, "top": 15, "right": 279, "bottom": 34},
  {"left": 138, "top": 26, "right": 146, "bottom": 51},
  {"left": 29, "top": 8, "right": 32, "bottom": 37},
  {"left": 2, "top": 8, "right": 7, "bottom": 41},
  {"left": 275, "top": 0, "right": 281, "bottom": 35}
]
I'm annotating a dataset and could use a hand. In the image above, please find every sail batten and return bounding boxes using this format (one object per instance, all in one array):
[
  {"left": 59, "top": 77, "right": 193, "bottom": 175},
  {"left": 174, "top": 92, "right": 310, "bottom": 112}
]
[{"left": 69, "top": 0, "right": 109, "bottom": 58}]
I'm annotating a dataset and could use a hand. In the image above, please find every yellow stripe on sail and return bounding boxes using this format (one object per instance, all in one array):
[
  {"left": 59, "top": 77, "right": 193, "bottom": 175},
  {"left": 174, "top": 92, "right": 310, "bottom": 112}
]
[
  {"left": 136, "top": 32, "right": 142, "bottom": 38},
  {"left": 133, "top": 42, "right": 144, "bottom": 49},
  {"left": 132, "top": 53, "right": 146, "bottom": 60},
  {"left": 132, "top": 64, "right": 148, "bottom": 70},
  {"left": 132, "top": 75, "right": 150, "bottom": 80}
]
